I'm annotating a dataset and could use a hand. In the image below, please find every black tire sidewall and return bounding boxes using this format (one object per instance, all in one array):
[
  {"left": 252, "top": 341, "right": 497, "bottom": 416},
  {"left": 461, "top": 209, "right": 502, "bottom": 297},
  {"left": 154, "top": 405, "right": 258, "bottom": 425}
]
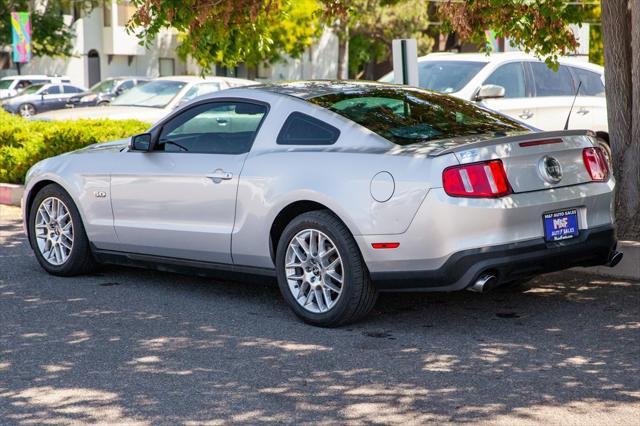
[
  {"left": 28, "top": 184, "right": 93, "bottom": 276},
  {"left": 275, "top": 211, "right": 367, "bottom": 326}
]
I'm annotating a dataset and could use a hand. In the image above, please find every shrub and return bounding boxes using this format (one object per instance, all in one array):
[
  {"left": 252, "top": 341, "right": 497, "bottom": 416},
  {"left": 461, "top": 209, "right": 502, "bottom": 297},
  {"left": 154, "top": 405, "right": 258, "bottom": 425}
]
[{"left": 0, "top": 110, "right": 149, "bottom": 184}]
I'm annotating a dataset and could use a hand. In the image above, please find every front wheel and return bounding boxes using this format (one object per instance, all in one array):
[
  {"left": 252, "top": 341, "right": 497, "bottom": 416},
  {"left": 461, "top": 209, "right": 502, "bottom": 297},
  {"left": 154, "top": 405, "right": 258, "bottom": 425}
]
[
  {"left": 28, "top": 183, "right": 97, "bottom": 276},
  {"left": 18, "top": 103, "right": 36, "bottom": 117},
  {"left": 275, "top": 210, "right": 378, "bottom": 327}
]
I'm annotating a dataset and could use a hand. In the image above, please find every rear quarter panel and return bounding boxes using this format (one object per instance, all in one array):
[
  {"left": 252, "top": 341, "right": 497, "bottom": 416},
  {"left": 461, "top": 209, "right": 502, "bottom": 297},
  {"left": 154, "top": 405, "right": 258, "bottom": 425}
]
[{"left": 230, "top": 94, "right": 459, "bottom": 268}]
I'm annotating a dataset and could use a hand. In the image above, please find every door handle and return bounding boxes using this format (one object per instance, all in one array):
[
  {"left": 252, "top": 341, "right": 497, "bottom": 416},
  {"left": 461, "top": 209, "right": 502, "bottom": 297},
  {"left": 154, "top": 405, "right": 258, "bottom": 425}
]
[
  {"left": 576, "top": 107, "right": 590, "bottom": 115},
  {"left": 518, "top": 110, "right": 534, "bottom": 119},
  {"left": 205, "top": 169, "right": 233, "bottom": 183},
  {"left": 216, "top": 118, "right": 229, "bottom": 125}
]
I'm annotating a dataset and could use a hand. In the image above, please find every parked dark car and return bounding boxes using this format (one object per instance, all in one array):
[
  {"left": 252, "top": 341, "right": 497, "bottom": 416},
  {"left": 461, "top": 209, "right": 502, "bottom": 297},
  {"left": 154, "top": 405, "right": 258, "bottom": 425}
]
[
  {"left": 67, "top": 77, "right": 149, "bottom": 107},
  {"left": 1, "top": 83, "right": 85, "bottom": 117}
]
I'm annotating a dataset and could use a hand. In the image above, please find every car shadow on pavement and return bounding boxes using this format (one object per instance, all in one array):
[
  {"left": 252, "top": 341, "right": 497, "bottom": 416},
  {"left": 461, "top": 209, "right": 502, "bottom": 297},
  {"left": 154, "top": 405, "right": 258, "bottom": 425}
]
[{"left": 1, "top": 207, "right": 639, "bottom": 424}]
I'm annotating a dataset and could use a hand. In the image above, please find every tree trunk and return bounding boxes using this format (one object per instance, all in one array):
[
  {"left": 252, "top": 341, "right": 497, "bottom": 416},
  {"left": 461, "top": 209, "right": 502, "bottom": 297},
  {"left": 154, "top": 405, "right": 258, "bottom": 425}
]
[
  {"left": 246, "top": 64, "right": 258, "bottom": 80},
  {"left": 601, "top": 0, "right": 640, "bottom": 239},
  {"left": 337, "top": 26, "right": 349, "bottom": 80}
]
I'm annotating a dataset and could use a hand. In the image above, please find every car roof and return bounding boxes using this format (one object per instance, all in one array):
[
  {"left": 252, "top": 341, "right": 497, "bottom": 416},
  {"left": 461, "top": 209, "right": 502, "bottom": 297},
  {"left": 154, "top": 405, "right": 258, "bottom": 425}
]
[
  {"left": 418, "top": 52, "right": 603, "bottom": 72},
  {"left": 249, "top": 80, "right": 404, "bottom": 100},
  {"left": 154, "top": 75, "right": 256, "bottom": 85},
  {"left": 0, "top": 74, "right": 68, "bottom": 80},
  {"left": 100, "top": 76, "right": 143, "bottom": 81}
]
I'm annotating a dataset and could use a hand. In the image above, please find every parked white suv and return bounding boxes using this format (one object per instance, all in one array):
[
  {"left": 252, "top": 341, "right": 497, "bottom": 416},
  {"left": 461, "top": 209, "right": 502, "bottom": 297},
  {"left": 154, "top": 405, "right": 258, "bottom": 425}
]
[
  {"left": 0, "top": 75, "right": 71, "bottom": 99},
  {"left": 380, "top": 52, "right": 608, "bottom": 142}
]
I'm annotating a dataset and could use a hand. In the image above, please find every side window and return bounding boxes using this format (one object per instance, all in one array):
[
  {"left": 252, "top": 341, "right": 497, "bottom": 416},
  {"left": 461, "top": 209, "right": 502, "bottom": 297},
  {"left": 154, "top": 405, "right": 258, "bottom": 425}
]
[
  {"left": 570, "top": 67, "right": 605, "bottom": 97},
  {"left": 277, "top": 112, "right": 340, "bottom": 146},
  {"left": 46, "top": 85, "right": 61, "bottom": 94},
  {"left": 530, "top": 62, "right": 575, "bottom": 97},
  {"left": 156, "top": 101, "right": 267, "bottom": 154},
  {"left": 16, "top": 79, "right": 33, "bottom": 90},
  {"left": 483, "top": 62, "right": 526, "bottom": 98},
  {"left": 118, "top": 80, "right": 135, "bottom": 92},
  {"left": 181, "top": 82, "right": 221, "bottom": 103},
  {"left": 63, "top": 85, "right": 82, "bottom": 93}
]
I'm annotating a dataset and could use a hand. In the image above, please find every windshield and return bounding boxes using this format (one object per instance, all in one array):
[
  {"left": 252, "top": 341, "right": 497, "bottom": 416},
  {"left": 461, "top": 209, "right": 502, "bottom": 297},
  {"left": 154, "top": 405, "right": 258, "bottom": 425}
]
[
  {"left": 112, "top": 80, "right": 186, "bottom": 108},
  {"left": 309, "top": 86, "right": 527, "bottom": 146},
  {"left": 380, "top": 60, "right": 487, "bottom": 94},
  {"left": 90, "top": 79, "right": 118, "bottom": 93},
  {"left": 0, "top": 80, "right": 13, "bottom": 90},
  {"left": 21, "top": 84, "right": 46, "bottom": 95}
]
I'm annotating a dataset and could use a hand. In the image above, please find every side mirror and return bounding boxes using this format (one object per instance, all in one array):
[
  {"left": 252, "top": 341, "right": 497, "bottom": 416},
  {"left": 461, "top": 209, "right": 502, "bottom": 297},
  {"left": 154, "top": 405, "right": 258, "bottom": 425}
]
[
  {"left": 476, "top": 84, "right": 505, "bottom": 101},
  {"left": 130, "top": 133, "right": 152, "bottom": 151}
]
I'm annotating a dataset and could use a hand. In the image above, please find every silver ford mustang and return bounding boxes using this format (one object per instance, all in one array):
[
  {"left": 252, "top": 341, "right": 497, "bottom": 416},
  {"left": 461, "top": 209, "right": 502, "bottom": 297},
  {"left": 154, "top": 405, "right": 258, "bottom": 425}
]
[{"left": 22, "top": 81, "right": 622, "bottom": 326}]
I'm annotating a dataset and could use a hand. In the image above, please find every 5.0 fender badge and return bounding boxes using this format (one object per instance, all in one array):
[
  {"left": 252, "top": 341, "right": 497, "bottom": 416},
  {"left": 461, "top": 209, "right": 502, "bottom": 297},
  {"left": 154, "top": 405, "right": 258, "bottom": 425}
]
[{"left": 93, "top": 191, "right": 107, "bottom": 198}]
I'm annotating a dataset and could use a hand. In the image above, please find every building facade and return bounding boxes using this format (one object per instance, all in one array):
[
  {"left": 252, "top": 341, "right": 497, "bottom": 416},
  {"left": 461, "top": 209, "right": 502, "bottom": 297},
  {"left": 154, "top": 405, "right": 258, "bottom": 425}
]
[{"left": 1, "top": 2, "right": 341, "bottom": 88}]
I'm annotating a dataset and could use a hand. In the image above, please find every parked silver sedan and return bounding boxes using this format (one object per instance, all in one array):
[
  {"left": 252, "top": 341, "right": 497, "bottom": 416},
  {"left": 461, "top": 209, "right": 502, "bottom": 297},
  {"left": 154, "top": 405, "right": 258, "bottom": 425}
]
[{"left": 22, "top": 81, "right": 621, "bottom": 326}]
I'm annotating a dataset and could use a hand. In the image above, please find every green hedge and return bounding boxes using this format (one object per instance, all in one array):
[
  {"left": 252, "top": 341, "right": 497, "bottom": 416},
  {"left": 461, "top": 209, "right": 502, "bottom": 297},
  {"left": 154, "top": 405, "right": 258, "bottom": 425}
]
[{"left": 0, "top": 110, "right": 149, "bottom": 184}]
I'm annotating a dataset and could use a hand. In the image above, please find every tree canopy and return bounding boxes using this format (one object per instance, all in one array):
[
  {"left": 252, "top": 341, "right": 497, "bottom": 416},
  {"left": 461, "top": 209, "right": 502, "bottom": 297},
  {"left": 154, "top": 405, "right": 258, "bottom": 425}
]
[
  {"left": 436, "top": 0, "right": 590, "bottom": 68},
  {"left": 129, "top": 0, "right": 322, "bottom": 73},
  {"left": 346, "top": 0, "right": 433, "bottom": 79}
]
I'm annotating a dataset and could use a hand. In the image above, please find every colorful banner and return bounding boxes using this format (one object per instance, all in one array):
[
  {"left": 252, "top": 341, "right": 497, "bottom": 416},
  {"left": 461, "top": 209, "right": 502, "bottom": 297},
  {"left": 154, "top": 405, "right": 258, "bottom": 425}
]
[
  {"left": 11, "top": 12, "right": 32, "bottom": 63},
  {"left": 485, "top": 29, "right": 500, "bottom": 52}
]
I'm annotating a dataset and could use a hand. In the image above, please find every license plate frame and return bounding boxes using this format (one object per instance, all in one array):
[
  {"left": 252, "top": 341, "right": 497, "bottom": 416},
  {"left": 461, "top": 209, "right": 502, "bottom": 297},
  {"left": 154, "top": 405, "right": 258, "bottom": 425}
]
[{"left": 543, "top": 208, "right": 579, "bottom": 242}]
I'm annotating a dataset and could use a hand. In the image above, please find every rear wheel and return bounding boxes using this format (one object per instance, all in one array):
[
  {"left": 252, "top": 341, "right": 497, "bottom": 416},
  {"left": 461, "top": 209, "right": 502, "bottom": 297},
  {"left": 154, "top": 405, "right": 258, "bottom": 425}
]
[
  {"left": 275, "top": 210, "right": 377, "bottom": 327},
  {"left": 28, "top": 184, "right": 97, "bottom": 276},
  {"left": 596, "top": 138, "right": 612, "bottom": 169}
]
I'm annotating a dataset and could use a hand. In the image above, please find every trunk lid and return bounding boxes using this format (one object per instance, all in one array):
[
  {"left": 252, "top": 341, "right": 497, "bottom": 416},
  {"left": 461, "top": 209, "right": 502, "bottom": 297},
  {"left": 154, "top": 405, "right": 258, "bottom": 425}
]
[{"left": 433, "top": 130, "right": 597, "bottom": 193}]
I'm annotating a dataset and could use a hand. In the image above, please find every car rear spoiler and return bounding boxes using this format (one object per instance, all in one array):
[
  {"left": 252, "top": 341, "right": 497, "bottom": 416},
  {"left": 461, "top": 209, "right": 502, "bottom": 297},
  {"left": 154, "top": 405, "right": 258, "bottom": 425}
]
[{"left": 429, "top": 129, "right": 596, "bottom": 157}]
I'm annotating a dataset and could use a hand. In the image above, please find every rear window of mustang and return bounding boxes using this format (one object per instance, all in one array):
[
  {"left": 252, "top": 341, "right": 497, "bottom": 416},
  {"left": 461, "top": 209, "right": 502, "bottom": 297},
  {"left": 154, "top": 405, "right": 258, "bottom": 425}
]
[{"left": 308, "top": 87, "right": 528, "bottom": 146}]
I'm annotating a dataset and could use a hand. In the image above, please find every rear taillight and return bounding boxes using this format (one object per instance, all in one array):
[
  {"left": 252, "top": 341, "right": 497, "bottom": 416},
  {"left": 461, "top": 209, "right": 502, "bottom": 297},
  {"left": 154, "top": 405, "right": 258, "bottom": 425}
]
[
  {"left": 442, "top": 160, "right": 512, "bottom": 198},
  {"left": 582, "top": 147, "right": 610, "bottom": 181}
]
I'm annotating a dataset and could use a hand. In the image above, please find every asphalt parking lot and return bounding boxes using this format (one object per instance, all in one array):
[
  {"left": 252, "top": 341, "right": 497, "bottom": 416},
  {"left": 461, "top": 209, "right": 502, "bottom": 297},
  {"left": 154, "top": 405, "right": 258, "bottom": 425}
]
[{"left": 1, "top": 204, "right": 639, "bottom": 425}]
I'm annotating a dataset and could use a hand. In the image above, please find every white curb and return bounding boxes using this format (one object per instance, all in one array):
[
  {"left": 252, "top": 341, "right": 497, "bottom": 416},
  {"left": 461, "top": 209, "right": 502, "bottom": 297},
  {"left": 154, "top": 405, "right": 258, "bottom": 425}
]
[{"left": 0, "top": 183, "right": 24, "bottom": 207}]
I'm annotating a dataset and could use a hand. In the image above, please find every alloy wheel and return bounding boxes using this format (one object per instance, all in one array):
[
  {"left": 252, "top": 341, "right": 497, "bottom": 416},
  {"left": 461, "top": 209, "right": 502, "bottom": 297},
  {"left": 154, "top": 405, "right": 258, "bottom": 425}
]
[
  {"left": 19, "top": 104, "right": 35, "bottom": 117},
  {"left": 285, "top": 229, "right": 344, "bottom": 313},
  {"left": 34, "top": 197, "right": 74, "bottom": 266}
]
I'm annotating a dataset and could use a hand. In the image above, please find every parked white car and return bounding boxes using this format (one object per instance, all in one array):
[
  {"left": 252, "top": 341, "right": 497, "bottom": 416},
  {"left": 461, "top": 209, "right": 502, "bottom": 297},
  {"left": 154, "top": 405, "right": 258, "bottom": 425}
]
[
  {"left": 33, "top": 76, "right": 258, "bottom": 124},
  {"left": 0, "top": 75, "right": 72, "bottom": 99},
  {"left": 380, "top": 52, "right": 609, "bottom": 142}
]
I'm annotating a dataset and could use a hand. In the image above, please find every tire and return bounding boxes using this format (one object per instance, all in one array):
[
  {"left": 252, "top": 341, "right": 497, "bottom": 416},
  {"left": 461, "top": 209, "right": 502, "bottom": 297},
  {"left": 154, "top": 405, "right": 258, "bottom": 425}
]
[
  {"left": 596, "top": 138, "right": 612, "bottom": 169},
  {"left": 275, "top": 210, "right": 378, "bottom": 327},
  {"left": 28, "top": 183, "right": 97, "bottom": 276},
  {"left": 18, "top": 103, "right": 36, "bottom": 118},
  {"left": 97, "top": 101, "right": 110, "bottom": 107}
]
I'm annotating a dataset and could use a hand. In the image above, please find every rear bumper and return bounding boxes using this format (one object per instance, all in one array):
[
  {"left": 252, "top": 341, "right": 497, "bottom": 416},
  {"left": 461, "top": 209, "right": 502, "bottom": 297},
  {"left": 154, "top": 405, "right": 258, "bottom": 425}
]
[{"left": 370, "top": 225, "right": 617, "bottom": 292}]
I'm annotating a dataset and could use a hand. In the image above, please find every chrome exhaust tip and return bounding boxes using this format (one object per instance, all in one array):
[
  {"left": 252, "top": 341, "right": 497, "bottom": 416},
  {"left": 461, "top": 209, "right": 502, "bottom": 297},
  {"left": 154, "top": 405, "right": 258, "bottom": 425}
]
[
  {"left": 469, "top": 273, "right": 498, "bottom": 293},
  {"left": 606, "top": 251, "right": 624, "bottom": 268}
]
